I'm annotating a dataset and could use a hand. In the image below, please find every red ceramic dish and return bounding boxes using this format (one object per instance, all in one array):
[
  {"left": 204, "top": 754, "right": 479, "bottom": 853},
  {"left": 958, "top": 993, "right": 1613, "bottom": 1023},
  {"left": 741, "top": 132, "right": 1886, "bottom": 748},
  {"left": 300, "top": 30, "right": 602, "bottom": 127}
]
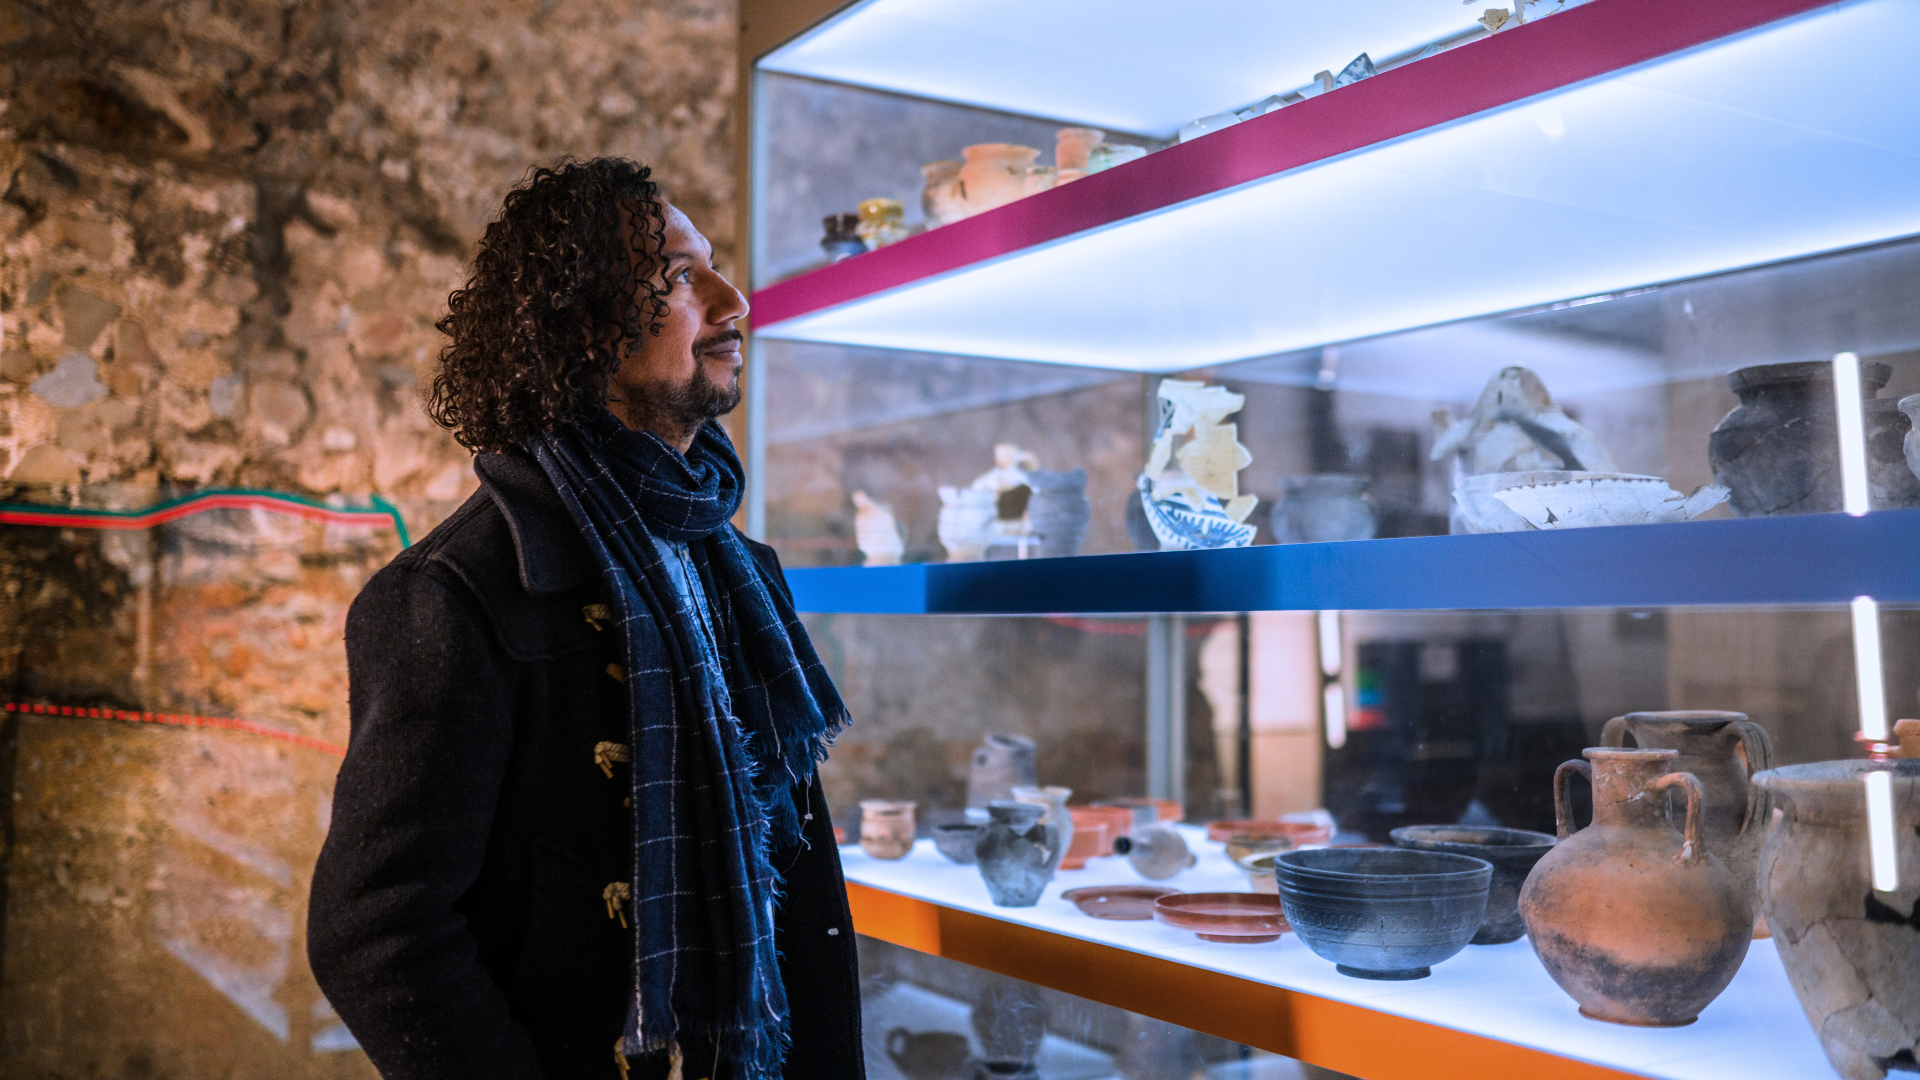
[
  {"left": 1205, "top": 819, "right": 1333, "bottom": 845},
  {"left": 1061, "top": 885, "right": 1178, "bottom": 920},
  {"left": 1152, "top": 892, "right": 1290, "bottom": 943}
]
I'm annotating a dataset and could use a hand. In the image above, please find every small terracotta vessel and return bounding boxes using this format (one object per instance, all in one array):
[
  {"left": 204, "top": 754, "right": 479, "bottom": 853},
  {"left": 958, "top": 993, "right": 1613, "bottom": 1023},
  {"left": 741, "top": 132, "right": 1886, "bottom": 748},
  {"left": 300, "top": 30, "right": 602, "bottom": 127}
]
[
  {"left": 1113, "top": 823, "right": 1196, "bottom": 881},
  {"left": 1153, "top": 892, "right": 1288, "bottom": 944},
  {"left": 1236, "top": 851, "right": 1280, "bottom": 895},
  {"left": 1754, "top": 760, "right": 1919, "bottom": 1080},
  {"left": 1012, "top": 784, "right": 1074, "bottom": 870},
  {"left": 976, "top": 800, "right": 1055, "bottom": 907},
  {"left": 1603, "top": 710, "right": 1773, "bottom": 930},
  {"left": 957, "top": 143, "right": 1040, "bottom": 216},
  {"left": 1053, "top": 127, "right": 1104, "bottom": 172},
  {"left": 858, "top": 799, "right": 917, "bottom": 860},
  {"left": 1062, "top": 807, "right": 1118, "bottom": 870},
  {"left": 1520, "top": 749, "right": 1751, "bottom": 1026}
]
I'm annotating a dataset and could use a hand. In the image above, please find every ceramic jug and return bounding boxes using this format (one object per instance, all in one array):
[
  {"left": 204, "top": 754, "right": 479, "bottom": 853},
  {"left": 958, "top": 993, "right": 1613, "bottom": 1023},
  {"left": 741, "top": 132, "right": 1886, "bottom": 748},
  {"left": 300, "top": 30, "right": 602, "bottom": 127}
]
[
  {"left": 1603, "top": 710, "right": 1772, "bottom": 925},
  {"left": 1707, "top": 359, "right": 1919, "bottom": 515},
  {"left": 1753, "top": 760, "right": 1919, "bottom": 1080},
  {"left": 975, "top": 801, "right": 1056, "bottom": 907},
  {"left": 938, "top": 486, "right": 997, "bottom": 562},
  {"left": 856, "top": 197, "right": 909, "bottom": 250},
  {"left": 957, "top": 144, "right": 1040, "bottom": 216},
  {"left": 966, "top": 734, "right": 1038, "bottom": 818},
  {"left": 1011, "top": 785, "right": 1073, "bottom": 870},
  {"left": 1520, "top": 748, "right": 1751, "bottom": 1026},
  {"left": 858, "top": 799, "right": 917, "bottom": 860},
  {"left": 1112, "top": 823, "right": 1196, "bottom": 881}
]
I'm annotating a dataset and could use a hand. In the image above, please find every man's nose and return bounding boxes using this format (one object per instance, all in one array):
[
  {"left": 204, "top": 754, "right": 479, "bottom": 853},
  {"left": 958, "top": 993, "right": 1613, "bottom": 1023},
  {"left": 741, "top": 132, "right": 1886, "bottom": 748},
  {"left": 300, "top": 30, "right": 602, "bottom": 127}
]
[{"left": 707, "top": 271, "right": 749, "bottom": 324}]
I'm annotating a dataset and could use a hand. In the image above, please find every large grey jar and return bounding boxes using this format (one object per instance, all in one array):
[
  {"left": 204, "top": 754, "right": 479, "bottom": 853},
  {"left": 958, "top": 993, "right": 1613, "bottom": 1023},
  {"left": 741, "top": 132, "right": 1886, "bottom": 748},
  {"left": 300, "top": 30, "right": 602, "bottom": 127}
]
[
  {"left": 975, "top": 800, "right": 1056, "bottom": 907},
  {"left": 1708, "top": 360, "right": 1919, "bottom": 515},
  {"left": 1754, "top": 761, "right": 1920, "bottom": 1080}
]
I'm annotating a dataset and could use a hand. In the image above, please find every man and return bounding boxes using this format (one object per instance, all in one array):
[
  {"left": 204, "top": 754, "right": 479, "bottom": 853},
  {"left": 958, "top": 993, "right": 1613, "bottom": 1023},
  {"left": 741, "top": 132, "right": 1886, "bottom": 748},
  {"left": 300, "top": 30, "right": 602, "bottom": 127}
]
[{"left": 309, "top": 158, "right": 864, "bottom": 1080}]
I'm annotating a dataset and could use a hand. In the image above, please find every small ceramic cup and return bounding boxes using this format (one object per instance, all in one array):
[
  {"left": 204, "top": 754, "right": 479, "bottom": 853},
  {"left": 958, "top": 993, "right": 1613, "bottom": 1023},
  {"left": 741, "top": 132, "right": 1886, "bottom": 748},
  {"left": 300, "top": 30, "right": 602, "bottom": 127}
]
[{"left": 858, "top": 799, "right": 917, "bottom": 860}]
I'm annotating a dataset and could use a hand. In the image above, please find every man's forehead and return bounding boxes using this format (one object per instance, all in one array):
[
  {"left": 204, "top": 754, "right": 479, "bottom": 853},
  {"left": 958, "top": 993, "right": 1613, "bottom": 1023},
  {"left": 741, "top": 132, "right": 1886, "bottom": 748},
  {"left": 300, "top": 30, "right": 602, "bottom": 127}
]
[{"left": 657, "top": 204, "right": 712, "bottom": 260}]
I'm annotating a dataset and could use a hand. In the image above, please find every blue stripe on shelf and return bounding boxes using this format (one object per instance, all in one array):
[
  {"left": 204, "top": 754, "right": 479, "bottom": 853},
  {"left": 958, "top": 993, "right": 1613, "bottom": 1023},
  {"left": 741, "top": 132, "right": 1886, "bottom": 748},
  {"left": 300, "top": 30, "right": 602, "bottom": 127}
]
[{"left": 783, "top": 510, "right": 1920, "bottom": 614}]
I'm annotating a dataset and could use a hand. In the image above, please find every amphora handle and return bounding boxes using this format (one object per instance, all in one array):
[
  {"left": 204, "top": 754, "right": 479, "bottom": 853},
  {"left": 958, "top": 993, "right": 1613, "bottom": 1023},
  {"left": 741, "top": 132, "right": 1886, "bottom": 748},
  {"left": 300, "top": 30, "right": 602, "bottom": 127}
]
[
  {"left": 1553, "top": 759, "right": 1594, "bottom": 840},
  {"left": 1600, "top": 715, "right": 1631, "bottom": 747},
  {"left": 1650, "top": 771, "right": 1706, "bottom": 864},
  {"left": 1734, "top": 720, "right": 1775, "bottom": 835}
]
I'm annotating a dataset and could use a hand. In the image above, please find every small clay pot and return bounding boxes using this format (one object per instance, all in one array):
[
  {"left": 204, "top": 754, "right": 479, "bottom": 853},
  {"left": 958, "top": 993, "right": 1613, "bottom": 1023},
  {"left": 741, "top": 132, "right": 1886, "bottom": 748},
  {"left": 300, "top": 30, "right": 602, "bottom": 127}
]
[
  {"left": 932, "top": 822, "right": 982, "bottom": 865},
  {"left": 1112, "top": 824, "right": 1196, "bottom": 881},
  {"left": 957, "top": 144, "right": 1041, "bottom": 216},
  {"left": 1061, "top": 808, "right": 1115, "bottom": 870},
  {"left": 1389, "top": 825, "right": 1555, "bottom": 945},
  {"left": 1520, "top": 749, "right": 1751, "bottom": 1026},
  {"left": 976, "top": 801, "right": 1055, "bottom": 907},
  {"left": 858, "top": 800, "right": 917, "bottom": 860},
  {"left": 1235, "top": 851, "right": 1280, "bottom": 895}
]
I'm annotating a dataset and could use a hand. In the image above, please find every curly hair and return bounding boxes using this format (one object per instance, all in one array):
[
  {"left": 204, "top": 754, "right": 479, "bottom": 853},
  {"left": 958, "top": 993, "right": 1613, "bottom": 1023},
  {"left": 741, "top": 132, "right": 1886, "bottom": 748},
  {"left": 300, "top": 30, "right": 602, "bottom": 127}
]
[{"left": 427, "top": 158, "right": 671, "bottom": 453}]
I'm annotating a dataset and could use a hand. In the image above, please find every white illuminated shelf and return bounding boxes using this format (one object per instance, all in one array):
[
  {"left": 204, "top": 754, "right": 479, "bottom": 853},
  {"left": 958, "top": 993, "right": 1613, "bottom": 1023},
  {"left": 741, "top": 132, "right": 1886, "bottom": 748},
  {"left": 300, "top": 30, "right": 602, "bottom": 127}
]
[
  {"left": 841, "top": 829, "right": 1835, "bottom": 1080},
  {"left": 760, "top": 0, "right": 1487, "bottom": 138},
  {"left": 751, "top": 0, "right": 1920, "bottom": 373}
]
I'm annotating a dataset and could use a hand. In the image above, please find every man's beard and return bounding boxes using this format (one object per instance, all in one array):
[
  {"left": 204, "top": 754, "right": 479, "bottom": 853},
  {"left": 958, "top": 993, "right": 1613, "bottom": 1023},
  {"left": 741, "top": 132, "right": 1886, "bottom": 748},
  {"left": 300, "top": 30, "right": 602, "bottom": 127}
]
[{"left": 624, "top": 351, "right": 740, "bottom": 442}]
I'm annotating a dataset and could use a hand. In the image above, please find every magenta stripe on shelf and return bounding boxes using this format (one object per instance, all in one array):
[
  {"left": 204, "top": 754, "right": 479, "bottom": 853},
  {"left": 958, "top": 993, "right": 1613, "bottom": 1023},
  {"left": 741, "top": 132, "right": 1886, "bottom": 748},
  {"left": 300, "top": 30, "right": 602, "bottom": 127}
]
[{"left": 750, "top": 0, "right": 1836, "bottom": 329}]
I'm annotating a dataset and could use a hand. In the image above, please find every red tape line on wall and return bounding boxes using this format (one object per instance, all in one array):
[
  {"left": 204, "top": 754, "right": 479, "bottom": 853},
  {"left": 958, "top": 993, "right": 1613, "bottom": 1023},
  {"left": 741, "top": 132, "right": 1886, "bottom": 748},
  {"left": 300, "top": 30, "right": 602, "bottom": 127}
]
[{"left": 3, "top": 700, "right": 347, "bottom": 757}]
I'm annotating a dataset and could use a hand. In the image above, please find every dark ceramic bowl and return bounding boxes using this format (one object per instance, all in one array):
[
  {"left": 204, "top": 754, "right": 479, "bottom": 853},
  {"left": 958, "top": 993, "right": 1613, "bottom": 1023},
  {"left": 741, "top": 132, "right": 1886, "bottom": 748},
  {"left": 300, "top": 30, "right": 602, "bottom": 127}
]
[
  {"left": 932, "top": 822, "right": 983, "bottom": 865},
  {"left": 1276, "top": 847, "right": 1492, "bottom": 980},
  {"left": 1389, "top": 826, "right": 1555, "bottom": 945}
]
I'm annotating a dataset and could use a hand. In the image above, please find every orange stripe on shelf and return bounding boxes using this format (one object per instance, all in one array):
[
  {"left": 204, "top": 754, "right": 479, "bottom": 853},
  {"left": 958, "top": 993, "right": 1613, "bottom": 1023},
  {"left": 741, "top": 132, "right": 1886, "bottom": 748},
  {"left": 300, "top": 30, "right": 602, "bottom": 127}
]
[{"left": 845, "top": 882, "right": 1634, "bottom": 1080}]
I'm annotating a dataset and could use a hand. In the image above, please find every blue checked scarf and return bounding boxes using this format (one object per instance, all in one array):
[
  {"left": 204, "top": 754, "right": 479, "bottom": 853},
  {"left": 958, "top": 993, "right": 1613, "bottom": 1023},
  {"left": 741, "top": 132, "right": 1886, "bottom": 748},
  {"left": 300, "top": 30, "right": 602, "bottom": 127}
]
[{"left": 527, "top": 410, "right": 848, "bottom": 1078}]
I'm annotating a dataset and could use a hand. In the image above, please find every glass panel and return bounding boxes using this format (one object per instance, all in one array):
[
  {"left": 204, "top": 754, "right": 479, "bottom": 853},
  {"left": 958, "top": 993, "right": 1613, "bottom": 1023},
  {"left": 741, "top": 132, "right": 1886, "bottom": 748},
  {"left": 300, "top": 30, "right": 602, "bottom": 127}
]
[{"left": 858, "top": 934, "right": 1349, "bottom": 1080}]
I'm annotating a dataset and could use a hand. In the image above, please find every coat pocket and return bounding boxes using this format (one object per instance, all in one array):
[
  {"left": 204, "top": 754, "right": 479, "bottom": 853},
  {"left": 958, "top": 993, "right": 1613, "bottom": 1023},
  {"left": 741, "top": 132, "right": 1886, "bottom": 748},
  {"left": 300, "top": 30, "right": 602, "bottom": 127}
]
[{"left": 509, "top": 839, "right": 631, "bottom": 1076}]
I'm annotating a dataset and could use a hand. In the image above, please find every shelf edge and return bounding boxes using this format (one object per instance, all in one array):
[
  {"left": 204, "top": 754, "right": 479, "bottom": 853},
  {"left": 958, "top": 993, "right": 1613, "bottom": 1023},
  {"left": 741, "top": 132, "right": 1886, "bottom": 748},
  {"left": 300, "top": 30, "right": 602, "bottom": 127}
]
[{"left": 847, "top": 882, "right": 1641, "bottom": 1080}]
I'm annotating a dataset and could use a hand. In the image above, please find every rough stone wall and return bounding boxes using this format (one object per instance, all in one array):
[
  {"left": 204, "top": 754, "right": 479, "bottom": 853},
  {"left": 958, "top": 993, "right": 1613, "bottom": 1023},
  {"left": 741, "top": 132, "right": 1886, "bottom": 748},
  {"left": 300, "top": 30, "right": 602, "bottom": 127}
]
[{"left": 0, "top": 1, "right": 739, "bottom": 1075}]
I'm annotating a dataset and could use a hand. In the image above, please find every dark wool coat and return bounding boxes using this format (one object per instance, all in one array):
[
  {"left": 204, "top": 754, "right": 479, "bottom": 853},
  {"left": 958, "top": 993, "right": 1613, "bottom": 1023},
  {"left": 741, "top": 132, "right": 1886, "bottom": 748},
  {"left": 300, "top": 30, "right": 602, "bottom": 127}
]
[{"left": 308, "top": 450, "right": 865, "bottom": 1080}]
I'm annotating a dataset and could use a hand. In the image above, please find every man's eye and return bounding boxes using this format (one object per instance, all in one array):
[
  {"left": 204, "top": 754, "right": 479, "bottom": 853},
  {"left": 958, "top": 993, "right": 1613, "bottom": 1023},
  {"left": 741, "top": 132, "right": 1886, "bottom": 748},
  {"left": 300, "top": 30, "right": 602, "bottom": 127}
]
[{"left": 674, "top": 268, "right": 694, "bottom": 285}]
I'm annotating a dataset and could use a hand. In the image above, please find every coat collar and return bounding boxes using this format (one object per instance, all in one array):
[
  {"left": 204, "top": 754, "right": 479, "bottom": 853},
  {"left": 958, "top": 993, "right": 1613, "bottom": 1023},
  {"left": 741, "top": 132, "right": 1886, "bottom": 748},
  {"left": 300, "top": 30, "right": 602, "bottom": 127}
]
[{"left": 474, "top": 450, "right": 598, "bottom": 596}]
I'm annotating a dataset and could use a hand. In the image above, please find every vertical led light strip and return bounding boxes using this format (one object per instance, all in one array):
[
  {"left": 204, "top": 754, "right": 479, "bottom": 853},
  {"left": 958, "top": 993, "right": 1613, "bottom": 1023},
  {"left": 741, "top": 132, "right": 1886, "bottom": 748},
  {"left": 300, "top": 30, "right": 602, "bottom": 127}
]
[
  {"left": 1833, "top": 352, "right": 1870, "bottom": 516},
  {"left": 1864, "top": 770, "right": 1900, "bottom": 893},
  {"left": 1853, "top": 596, "right": 1890, "bottom": 743},
  {"left": 1317, "top": 610, "right": 1346, "bottom": 749}
]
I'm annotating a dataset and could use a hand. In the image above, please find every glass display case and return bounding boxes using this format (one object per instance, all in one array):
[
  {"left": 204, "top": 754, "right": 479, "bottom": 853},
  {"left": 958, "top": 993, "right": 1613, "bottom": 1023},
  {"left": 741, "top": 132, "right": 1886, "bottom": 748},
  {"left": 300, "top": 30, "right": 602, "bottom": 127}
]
[{"left": 739, "top": 1, "right": 1920, "bottom": 1078}]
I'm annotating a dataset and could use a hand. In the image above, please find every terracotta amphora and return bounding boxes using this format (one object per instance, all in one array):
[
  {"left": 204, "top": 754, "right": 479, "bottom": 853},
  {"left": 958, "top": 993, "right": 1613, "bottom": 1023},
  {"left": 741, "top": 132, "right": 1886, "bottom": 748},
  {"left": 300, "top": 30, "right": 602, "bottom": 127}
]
[
  {"left": 1520, "top": 748, "right": 1752, "bottom": 1026},
  {"left": 1603, "top": 710, "right": 1773, "bottom": 926},
  {"left": 1753, "top": 760, "right": 1919, "bottom": 1080}
]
